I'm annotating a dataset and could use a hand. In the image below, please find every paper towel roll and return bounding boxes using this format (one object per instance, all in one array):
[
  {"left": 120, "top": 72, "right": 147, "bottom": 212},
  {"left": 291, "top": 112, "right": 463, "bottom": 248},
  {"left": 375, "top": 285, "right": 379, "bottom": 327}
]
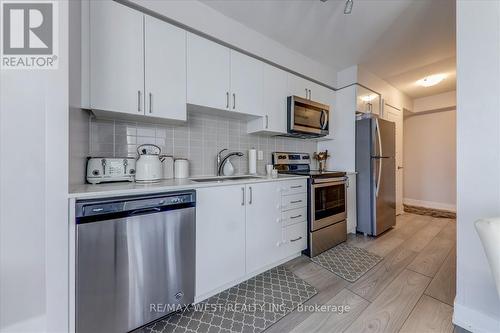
[{"left": 248, "top": 149, "right": 257, "bottom": 174}]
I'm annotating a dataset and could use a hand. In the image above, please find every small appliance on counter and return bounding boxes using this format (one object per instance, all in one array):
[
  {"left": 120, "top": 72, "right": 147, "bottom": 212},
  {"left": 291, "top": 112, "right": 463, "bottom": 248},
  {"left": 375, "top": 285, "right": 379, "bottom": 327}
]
[
  {"left": 135, "top": 144, "right": 163, "bottom": 183},
  {"left": 86, "top": 157, "right": 135, "bottom": 184},
  {"left": 273, "top": 152, "right": 347, "bottom": 257},
  {"left": 174, "top": 158, "right": 189, "bottom": 179}
]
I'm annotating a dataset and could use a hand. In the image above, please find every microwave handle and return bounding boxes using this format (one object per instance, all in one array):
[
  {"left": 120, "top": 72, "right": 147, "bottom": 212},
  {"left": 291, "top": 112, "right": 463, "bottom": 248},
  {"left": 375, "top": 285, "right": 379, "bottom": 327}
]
[{"left": 320, "top": 110, "right": 328, "bottom": 130}]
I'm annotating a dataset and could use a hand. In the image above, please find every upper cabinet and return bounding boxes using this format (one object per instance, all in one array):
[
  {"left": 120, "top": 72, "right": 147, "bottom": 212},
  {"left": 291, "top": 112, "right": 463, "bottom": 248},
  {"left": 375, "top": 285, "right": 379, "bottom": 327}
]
[
  {"left": 90, "top": 1, "right": 187, "bottom": 122},
  {"left": 187, "top": 34, "right": 263, "bottom": 117},
  {"left": 356, "top": 85, "right": 381, "bottom": 116},
  {"left": 144, "top": 16, "right": 187, "bottom": 121},
  {"left": 187, "top": 33, "right": 231, "bottom": 111},
  {"left": 287, "top": 73, "right": 330, "bottom": 105},
  {"left": 90, "top": 1, "right": 144, "bottom": 115},
  {"left": 247, "top": 64, "right": 288, "bottom": 135}
]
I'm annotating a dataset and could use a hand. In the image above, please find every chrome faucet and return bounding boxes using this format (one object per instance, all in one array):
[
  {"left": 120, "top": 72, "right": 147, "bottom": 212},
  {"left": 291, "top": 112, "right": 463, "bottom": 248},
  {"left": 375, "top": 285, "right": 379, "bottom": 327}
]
[{"left": 217, "top": 148, "right": 244, "bottom": 176}]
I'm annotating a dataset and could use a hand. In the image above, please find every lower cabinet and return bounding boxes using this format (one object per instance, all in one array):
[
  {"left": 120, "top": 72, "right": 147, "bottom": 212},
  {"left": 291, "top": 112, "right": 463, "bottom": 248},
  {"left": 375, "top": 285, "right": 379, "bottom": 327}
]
[
  {"left": 195, "top": 179, "right": 307, "bottom": 300},
  {"left": 346, "top": 174, "right": 357, "bottom": 234},
  {"left": 195, "top": 185, "right": 246, "bottom": 299}
]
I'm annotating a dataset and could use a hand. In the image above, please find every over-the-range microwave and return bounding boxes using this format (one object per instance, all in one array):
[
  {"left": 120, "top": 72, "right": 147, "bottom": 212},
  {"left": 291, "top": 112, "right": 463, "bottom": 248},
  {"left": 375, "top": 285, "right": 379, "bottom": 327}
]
[{"left": 287, "top": 96, "right": 330, "bottom": 138}]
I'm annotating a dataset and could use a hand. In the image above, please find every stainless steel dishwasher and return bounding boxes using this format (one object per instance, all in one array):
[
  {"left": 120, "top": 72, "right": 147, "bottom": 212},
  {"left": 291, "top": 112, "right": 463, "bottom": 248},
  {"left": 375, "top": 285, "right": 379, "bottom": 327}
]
[{"left": 75, "top": 191, "right": 196, "bottom": 333}]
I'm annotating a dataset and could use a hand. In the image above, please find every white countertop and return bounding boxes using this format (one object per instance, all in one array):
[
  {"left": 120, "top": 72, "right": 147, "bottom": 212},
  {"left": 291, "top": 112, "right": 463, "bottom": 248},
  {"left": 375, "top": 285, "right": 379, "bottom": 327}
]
[{"left": 69, "top": 174, "right": 309, "bottom": 200}]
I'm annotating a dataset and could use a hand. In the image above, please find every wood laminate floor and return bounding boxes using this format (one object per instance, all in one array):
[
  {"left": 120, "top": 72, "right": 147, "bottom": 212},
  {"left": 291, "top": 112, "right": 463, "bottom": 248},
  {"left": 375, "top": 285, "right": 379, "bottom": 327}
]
[{"left": 266, "top": 213, "right": 467, "bottom": 333}]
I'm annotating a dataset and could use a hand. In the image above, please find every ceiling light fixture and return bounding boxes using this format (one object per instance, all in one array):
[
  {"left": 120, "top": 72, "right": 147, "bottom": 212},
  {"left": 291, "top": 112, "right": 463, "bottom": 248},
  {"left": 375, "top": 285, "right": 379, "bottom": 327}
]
[
  {"left": 344, "top": 0, "right": 354, "bottom": 14},
  {"left": 361, "top": 94, "right": 376, "bottom": 102},
  {"left": 416, "top": 73, "right": 447, "bottom": 87}
]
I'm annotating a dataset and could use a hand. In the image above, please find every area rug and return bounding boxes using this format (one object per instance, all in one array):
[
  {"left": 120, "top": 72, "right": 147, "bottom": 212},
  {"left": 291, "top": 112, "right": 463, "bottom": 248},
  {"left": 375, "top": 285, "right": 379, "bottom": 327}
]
[
  {"left": 310, "top": 243, "right": 383, "bottom": 282},
  {"left": 139, "top": 266, "right": 317, "bottom": 333}
]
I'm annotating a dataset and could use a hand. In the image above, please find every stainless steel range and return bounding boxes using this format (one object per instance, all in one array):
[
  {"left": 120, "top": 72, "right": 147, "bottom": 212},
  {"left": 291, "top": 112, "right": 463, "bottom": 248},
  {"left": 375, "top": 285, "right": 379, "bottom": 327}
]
[{"left": 273, "top": 152, "right": 347, "bottom": 257}]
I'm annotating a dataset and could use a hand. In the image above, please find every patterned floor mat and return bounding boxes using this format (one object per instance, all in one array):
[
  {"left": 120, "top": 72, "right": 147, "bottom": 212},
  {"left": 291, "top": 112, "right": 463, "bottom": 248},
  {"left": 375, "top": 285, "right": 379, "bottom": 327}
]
[
  {"left": 310, "top": 243, "right": 383, "bottom": 282},
  {"left": 139, "top": 266, "right": 317, "bottom": 333}
]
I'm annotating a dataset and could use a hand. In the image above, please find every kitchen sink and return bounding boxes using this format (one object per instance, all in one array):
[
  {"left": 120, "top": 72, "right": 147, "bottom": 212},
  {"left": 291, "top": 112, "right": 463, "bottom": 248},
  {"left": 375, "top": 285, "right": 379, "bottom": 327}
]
[{"left": 190, "top": 175, "right": 263, "bottom": 183}]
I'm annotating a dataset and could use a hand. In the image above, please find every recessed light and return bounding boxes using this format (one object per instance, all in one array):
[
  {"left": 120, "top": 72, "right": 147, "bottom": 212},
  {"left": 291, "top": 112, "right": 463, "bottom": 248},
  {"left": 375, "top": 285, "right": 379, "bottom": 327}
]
[
  {"left": 361, "top": 94, "right": 376, "bottom": 102},
  {"left": 416, "top": 74, "right": 447, "bottom": 87}
]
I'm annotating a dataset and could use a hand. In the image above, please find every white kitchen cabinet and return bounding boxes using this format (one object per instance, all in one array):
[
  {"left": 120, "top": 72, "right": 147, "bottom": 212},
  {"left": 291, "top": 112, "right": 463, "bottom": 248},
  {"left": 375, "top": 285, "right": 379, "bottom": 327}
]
[
  {"left": 187, "top": 33, "right": 231, "bottom": 111},
  {"left": 356, "top": 84, "right": 381, "bottom": 116},
  {"left": 245, "top": 182, "right": 282, "bottom": 274},
  {"left": 282, "top": 222, "right": 308, "bottom": 258},
  {"left": 287, "top": 73, "right": 332, "bottom": 105},
  {"left": 346, "top": 174, "right": 357, "bottom": 234},
  {"left": 144, "top": 15, "right": 186, "bottom": 121},
  {"left": 247, "top": 64, "right": 288, "bottom": 134},
  {"left": 90, "top": 0, "right": 144, "bottom": 115},
  {"left": 230, "top": 51, "right": 263, "bottom": 116},
  {"left": 196, "top": 185, "right": 246, "bottom": 298}
]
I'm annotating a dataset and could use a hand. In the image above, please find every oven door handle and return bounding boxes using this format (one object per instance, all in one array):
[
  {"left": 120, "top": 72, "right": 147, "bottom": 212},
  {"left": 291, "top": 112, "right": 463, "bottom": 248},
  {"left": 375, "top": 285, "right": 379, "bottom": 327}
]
[{"left": 312, "top": 177, "right": 348, "bottom": 185}]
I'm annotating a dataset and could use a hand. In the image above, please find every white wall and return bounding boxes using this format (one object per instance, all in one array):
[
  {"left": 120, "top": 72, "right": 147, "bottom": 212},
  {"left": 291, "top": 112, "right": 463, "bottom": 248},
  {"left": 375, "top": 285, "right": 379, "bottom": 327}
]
[
  {"left": 403, "top": 109, "right": 456, "bottom": 211},
  {"left": 454, "top": 1, "right": 500, "bottom": 332},
  {"left": 413, "top": 90, "right": 456, "bottom": 113},
  {"left": 0, "top": 1, "right": 69, "bottom": 332}
]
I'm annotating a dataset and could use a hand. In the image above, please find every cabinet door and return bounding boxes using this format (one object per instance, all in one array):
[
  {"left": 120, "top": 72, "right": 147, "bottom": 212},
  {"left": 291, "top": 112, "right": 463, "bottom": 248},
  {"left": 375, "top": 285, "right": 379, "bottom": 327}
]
[
  {"left": 356, "top": 85, "right": 380, "bottom": 116},
  {"left": 309, "top": 82, "right": 331, "bottom": 105},
  {"left": 263, "top": 64, "right": 288, "bottom": 133},
  {"left": 144, "top": 16, "right": 186, "bottom": 121},
  {"left": 187, "top": 33, "right": 230, "bottom": 110},
  {"left": 90, "top": 0, "right": 144, "bottom": 115},
  {"left": 230, "top": 51, "right": 263, "bottom": 116},
  {"left": 287, "top": 74, "right": 310, "bottom": 99},
  {"left": 196, "top": 185, "right": 246, "bottom": 299},
  {"left": 245, "top": 182, "right": 282, "bottom": 274}
]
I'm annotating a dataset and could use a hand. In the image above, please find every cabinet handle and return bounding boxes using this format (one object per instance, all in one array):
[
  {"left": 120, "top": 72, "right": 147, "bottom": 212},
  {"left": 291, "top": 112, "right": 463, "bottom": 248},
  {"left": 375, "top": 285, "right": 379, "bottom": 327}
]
[
  {"left": 265, "top": 115, "right": 269, "bottom": 129},
  {"left": 305, "top": 88, "right": 308, "bottom": 99},
  {"left": 241, "top": 187, "right": 245, "bottom": 206},
  {"left": 290, "top": 200, "right": 302, "bottom": 204},
  {"left": 291, "top": 236, "right": 303, "bottom": 242},
  {"left": 226, "top": 92, "right": 229, "bottom": 109},
  {"left": 309, "top": 89, "right": 312, "bottom": 100},
  {"left": 137, "top": 91, "right": 142, "bottom": 112},
  {"left": 248, "top": 186, "right": 252, "bottom": 205},
  {"left": 233, "top": 93, "right": 236, "bottom": 109},
  {"left": 290, "top": 214, "right": 302, "bottom": 219},
  {"left": 291, "top": 185, "right": 302, "bottom": 189},
  {"left": 149, "top": 93, "right": 152, "bottom": 113}
]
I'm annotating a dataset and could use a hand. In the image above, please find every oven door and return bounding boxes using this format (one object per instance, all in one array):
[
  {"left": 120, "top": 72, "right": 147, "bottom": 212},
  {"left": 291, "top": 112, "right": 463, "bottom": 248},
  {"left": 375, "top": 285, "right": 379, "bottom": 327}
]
[
  {"left": 310, "top": 178, "right": 347, "bottom": 231},
  {"left": 288, "top": 96, "right": 329, "bottom": 136}
]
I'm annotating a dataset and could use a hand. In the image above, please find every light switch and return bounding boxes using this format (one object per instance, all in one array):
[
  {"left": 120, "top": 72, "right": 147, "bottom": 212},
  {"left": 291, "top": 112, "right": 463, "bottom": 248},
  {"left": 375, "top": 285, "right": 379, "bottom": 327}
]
[{"left": 257, "top": 150, "right": 263, "bottom": 160}]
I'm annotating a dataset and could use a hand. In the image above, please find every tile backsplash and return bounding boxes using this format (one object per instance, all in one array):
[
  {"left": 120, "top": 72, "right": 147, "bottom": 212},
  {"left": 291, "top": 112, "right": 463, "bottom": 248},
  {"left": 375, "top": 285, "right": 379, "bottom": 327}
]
[{"left": 90, "top": 113, "right": 318, "bottom": 176}]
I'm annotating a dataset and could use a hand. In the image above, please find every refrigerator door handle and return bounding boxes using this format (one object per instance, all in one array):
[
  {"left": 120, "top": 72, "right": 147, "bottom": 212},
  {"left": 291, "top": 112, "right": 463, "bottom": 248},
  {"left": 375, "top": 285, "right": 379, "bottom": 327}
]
[{"left": 375, "top": 119, "right": 383, "bottom": 197}]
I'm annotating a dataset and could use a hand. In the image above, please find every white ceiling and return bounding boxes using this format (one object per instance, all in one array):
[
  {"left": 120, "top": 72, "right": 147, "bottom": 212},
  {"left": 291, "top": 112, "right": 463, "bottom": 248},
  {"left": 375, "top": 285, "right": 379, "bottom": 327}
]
[{"left": 201, "top": 0, "right": 456, "bottom": 99}]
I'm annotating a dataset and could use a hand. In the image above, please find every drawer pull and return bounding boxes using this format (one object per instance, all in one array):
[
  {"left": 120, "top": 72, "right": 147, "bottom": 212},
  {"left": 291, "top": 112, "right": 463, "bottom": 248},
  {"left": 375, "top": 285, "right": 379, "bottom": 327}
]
[
  {"left": 291, "top": 185, "right": 302, "bottom": 189},
  {"left": 290, "top": 200, "right": 302, "bottom": 204},
  {"left": 290, "top": 236, "right": 303, "bottom": 242},
  {"left": 290, "top": 214, "right": 302, "bottom": 219}
]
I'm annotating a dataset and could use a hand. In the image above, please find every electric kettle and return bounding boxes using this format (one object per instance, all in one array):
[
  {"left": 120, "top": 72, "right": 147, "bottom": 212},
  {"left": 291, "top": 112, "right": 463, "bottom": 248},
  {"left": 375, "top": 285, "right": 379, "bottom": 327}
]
[{"left": 135, "top": 144, "right": 162, "bottom": 183}]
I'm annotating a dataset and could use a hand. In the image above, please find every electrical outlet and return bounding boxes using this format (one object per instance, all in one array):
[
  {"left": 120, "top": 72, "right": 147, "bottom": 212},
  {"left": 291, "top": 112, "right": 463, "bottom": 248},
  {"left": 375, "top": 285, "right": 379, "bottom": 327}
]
[{"left": 258, "top": 150, "right": 264, "bottom": 160}]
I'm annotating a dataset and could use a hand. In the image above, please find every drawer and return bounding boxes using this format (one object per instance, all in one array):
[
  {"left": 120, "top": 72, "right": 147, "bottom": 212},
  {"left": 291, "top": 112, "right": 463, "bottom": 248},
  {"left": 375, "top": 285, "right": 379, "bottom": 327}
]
[
  {"left": 282, "top": 222, "right": 307, "bottom": 256},
  {"left": 281, "top": 193, "right": 307, "bottom": 211},
  {"left": 281, "top": 207, "right": 307, "bottom": 227},
  {"left": 280, "top": 179, "right": 307, "bottom": 195}
]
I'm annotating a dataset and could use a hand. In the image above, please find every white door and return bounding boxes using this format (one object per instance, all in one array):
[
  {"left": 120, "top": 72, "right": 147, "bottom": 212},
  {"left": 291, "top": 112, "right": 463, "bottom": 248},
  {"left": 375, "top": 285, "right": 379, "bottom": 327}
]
[
  {"left": 384, "top": 103, "right": 404, "bottom": 215},
  {"left": 144, "top": 16, "right": 186, "bottom": 121},
  {"left": 196, "top": 185, "right": 246, "bottom": 298},
  {"left": 262, "top": 64, "right": 287, "bottom": 133},
  {"left": 287, "top": 74, "right": 310, "bottom": 99},
  {"left": 90, "top": 0, "right": 144, "bottom": 115},
  {"left": 245, "top": 182, "right": 282, "bottom": 274},
  {"left": 309, "top": 81, "right": 331, "bottom": 105},
  {"left": 187, "top": 33, "right": 230, "bottom": 110},
  {"left": 230, "top": 51, "right": 263, "bottom": 116}
]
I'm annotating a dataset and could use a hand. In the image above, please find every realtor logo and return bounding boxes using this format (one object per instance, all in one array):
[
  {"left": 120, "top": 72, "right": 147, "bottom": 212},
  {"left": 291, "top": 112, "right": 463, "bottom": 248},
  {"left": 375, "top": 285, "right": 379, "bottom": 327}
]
[{"left": 1, "top": 1, "right": 58, "bottom": 69}]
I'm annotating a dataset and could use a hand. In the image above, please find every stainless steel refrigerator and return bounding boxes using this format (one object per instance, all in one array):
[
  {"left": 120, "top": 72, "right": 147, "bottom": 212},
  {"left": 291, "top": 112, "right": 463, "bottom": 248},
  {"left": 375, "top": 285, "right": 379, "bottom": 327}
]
[{"left": 356, "top": 117, "right": 396, "bottom": 236}]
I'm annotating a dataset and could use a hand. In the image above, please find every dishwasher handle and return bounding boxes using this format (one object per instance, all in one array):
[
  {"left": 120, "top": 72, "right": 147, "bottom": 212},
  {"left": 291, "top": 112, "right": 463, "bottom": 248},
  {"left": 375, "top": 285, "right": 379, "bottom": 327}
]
[{"left": 129, "top": 207, "right": 161, "bottom": 216}]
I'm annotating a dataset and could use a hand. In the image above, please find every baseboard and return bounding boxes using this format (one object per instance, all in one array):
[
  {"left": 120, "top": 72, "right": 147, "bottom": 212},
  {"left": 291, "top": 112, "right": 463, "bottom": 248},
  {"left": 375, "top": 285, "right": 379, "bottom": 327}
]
[
  {"left": 403, "top": 198, "right": 456, "bottom": 212},
  {"left": 453, "top": 301, "right": 500, "bottom": 333}
]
